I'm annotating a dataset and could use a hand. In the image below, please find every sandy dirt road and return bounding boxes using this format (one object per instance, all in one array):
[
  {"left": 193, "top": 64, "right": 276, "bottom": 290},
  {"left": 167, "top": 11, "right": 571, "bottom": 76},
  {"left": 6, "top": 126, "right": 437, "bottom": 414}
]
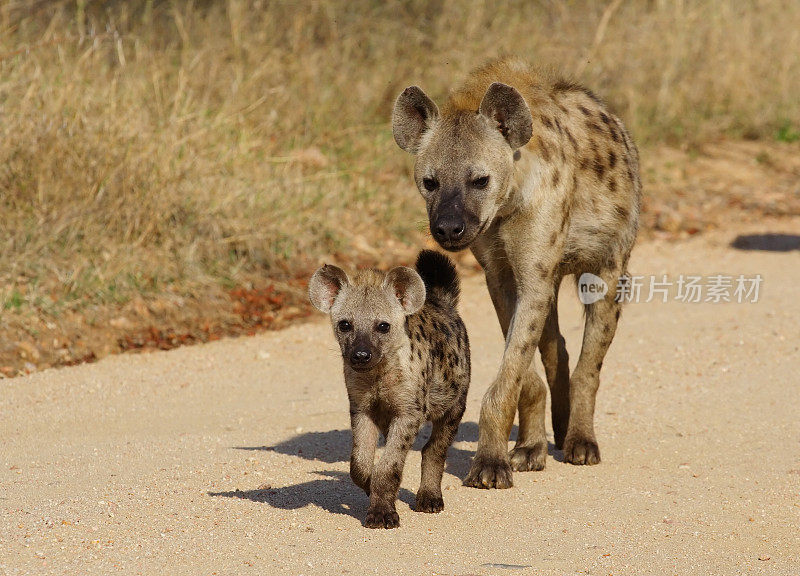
[{"left": 2, "top": 221, "right": 799, "bottom": 576}]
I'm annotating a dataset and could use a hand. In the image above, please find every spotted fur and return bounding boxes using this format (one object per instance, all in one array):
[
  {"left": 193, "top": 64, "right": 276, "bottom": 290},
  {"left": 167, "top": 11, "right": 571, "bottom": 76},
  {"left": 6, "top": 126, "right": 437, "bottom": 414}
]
[
  {"left": 393, "top": 58, "right": 641, "bottom": 488},
  {"left": 309, "top": 250, "right": 470, "bottom": 527}
]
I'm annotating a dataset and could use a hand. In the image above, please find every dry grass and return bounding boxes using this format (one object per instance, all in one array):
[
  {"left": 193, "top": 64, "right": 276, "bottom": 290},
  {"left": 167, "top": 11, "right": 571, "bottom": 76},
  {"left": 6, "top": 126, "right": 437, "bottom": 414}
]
[{"left": 1, "top": 0, "right": 799, "bottom": 321}]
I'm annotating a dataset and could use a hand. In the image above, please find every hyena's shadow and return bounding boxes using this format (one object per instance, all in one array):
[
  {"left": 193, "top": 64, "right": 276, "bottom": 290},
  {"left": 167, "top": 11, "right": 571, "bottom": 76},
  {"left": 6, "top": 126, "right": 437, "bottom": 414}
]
[
  {"left": 233, "top": 421, "right": 556, "bottom": 482},
  {"left": 208, "top": 470, "right": 414, "bottom": 521},
  {"left": 235, "top": 429, "right": 352, "bottom": 463},
  {"left": 235, "top": 424, "right": 478, "bottom": 477}
]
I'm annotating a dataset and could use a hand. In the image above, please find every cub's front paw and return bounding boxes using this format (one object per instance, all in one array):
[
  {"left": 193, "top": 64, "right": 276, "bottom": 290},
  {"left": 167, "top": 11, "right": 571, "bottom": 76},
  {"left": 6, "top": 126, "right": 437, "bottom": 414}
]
[
  {"left": 463, "top": 455, "right": 513, "bottom": 489},
  {"left": 509, "top": 441, "right": 547, "bottom": 472},
  {"left": 364, "top": 505, "right": 400, "bottom": 529},
  {"left": 562, "top": 434, "right": 601, "bottom": 465},
  {"left": 415, "top": 490, "right": 444, "bottom": 513}
]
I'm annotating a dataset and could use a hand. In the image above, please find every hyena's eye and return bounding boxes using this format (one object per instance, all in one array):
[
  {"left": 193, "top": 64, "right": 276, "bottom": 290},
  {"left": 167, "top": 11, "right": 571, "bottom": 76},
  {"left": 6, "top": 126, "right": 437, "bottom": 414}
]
[
  {"left": 376, "top": 322, "right": 391, "bottom": 334},
  {"left": 471, "top": 175, "right": 489, "bottom": 189},
  {"left": 422, "top": 177, "right": 439, "bottom": 192},
  {"left": 337, "top": 320, "right": 353, "bottom": 332}
]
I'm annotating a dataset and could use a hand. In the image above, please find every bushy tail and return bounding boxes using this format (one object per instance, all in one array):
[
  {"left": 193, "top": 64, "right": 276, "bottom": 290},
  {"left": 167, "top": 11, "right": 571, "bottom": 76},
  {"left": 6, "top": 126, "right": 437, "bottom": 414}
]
[{"left": 415, "top": 249, "right": 460, "bottom": 307}]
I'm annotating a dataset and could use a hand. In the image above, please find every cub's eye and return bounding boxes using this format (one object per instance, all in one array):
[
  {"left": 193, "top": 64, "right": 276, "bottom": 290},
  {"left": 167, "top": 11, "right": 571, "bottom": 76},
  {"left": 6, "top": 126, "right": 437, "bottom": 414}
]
[
  {"left": 472, "top": 175, "right": 489, "bottom": 189},
  {"left": 337, "top": 320, "right": 352, "bottom": 332},
  {"left": 422, "top": 177, "right": 439, "bottom": 192},
  {"left": 376, "top": 322, "right": 391, "bottom": 334}
]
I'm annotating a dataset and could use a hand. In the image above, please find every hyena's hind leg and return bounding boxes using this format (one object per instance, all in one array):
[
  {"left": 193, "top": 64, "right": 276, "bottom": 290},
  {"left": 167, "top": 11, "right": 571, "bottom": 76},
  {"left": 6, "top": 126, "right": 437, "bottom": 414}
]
[
  {"left": 416, "top": 395, "right": 466, "bottom": 512},
  {"left": 538, "top": 275, "right": 571, "bottom": 449},
  {"left": 563, "top": 266, "right": 625, "bottom": 465}
]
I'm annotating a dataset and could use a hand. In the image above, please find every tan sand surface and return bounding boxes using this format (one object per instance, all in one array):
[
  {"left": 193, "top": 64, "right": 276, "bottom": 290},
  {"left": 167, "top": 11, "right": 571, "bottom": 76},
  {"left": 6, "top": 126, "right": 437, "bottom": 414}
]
[{"left": 2, "top": 220, "right": 799, "bottom": 575}]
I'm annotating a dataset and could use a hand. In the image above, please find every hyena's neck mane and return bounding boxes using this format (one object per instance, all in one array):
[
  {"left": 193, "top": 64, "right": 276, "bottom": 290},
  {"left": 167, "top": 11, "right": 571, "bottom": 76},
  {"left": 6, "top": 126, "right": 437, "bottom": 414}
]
[{"left": 442, "top": 57, "right": 551, "bottom": 117}]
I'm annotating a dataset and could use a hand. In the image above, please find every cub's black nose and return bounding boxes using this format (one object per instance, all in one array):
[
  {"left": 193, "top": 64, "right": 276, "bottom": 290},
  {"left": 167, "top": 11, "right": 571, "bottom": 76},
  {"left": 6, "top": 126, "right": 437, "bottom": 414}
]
[
  {"left": 433, "top": 216, "right": 466, "bottom": 243},
  {"left": 350, "top": 349, "right": 372, "bottom": 364}
]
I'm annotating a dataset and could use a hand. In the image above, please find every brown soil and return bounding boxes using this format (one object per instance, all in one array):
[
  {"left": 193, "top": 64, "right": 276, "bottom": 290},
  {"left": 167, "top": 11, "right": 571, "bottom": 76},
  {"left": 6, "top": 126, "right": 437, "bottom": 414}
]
[{"left": 1, "top": 139, "right": 798, "bottom": 378}]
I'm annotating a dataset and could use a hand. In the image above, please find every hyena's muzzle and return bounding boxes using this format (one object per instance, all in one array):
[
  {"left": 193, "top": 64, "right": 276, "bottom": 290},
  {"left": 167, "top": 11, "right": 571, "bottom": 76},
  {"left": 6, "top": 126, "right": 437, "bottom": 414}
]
[
  {"left": 342, "top": 332, "right": 383, "bottom": 373},
  {"left": 429, "top": 188, "right": 482, "bottom": 251}
]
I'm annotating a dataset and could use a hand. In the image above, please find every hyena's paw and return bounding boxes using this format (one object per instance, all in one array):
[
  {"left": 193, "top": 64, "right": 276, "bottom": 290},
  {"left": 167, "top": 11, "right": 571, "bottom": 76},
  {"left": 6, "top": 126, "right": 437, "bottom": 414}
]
[
  {"left": 463, "top": 455, "right": 513, "bottom": 489},
  {"left": 364, "top": 505, "right": 400, "bottom": 529},
  {"left": 509, "top": 441, "right": 547, "bottom": 472},
  {"left": 415, "top": 490, "right": 444, "bottom": 513},
  {"left": 562, "top": 434, "right": 601, "bottom": 465}
]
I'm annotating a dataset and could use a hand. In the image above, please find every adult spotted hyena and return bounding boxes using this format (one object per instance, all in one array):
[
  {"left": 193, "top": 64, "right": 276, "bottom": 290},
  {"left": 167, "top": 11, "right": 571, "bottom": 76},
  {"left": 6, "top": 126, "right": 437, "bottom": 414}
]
[{"left": 392, "top": 57, "right": 641, "bottom": 488}]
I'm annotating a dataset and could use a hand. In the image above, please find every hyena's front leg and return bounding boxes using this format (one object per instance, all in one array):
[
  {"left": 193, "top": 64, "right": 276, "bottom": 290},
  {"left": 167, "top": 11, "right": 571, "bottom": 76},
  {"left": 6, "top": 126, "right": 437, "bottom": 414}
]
[
  {"left": 349, "top": 410, "right": 378, "bottom": 494},
  {"left": 509, "top": 367, "right": 549, "bottom": 472},
  {"left": 365, "top": 415, "right": 419, "bottom": 528},
  {"left": 465, "top": 271, "right": 555, "bottom": 489},
  {"left": 469, "top": 255, "right": 548, "bottom": 476},
  {"left": 465, "top": 214, "right": 564, "bottom": 488},
  {"left": 463, "top": 296, "right": 550, "bottom": 488},
  {"left": 538, "top": 277, "right": 571, "bottom": 449},
  {"left": 510, "top": 276, "right": 572, "bottom": 469},
  {"left": 416, "top": 396, "right": 466, "bottom": 512},
  {"left": 563, "top": 267, "right": 623, "bottom": 465}
]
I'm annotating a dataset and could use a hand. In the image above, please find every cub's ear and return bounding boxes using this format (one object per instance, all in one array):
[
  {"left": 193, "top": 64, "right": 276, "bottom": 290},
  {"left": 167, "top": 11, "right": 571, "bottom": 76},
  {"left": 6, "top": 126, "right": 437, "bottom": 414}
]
[
  {"left": 383, "top": 266, "right": 426, "bottom": 315},
  {"left": 309, "top": 265, "right": 350, "bottom": 313},
  {"left": 479, "top": 82, "right": 533, "bottom": 150},
  {"left": 392, "top": 86, "right": 439, "bottom": 154}
]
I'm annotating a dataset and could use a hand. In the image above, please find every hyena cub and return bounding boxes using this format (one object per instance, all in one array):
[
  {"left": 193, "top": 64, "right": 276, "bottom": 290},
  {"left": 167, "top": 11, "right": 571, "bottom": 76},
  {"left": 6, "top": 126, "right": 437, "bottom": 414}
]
[{"left": 309, "top": 250, "right": 470, "bottom": 529}]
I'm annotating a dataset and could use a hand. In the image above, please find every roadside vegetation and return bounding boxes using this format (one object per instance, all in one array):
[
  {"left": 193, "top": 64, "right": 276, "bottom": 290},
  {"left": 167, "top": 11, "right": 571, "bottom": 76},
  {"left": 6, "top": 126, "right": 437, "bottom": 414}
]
[{"left": 1, "top": 0, "right": 799, "bottom": 375}]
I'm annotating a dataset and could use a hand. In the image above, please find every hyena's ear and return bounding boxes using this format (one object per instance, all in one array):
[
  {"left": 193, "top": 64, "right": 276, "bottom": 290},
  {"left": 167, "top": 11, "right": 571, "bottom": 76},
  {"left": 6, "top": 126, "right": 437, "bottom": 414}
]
[
  {"left": 392, "top": 86, "right": 439, "bottom": 154},
  {"left": 383, "top": 266, "right": 426, "bottom": 315},
  {"left": 309, "top": 265, "right": 350, "bottom": 313},
  {"left": 479, "top": 82, "right": 533, "bottom": 150}
]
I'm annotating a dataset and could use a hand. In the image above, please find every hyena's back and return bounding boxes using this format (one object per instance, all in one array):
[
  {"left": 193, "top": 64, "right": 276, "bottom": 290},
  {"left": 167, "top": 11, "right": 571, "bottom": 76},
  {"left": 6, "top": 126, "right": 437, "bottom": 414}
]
[{"left": 406, "top": 250, "right": 469, "bottom": 422}]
